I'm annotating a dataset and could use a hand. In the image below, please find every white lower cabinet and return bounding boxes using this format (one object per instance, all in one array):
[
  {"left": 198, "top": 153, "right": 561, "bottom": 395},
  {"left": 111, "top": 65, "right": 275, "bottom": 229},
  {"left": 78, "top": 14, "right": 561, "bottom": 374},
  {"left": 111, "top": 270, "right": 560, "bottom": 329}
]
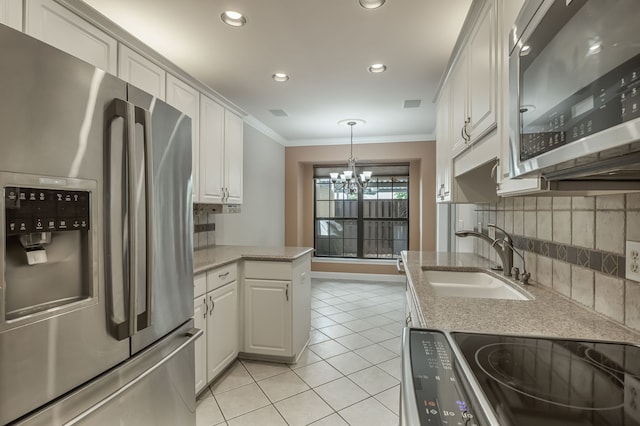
[
  {"left": 243, "top": 254, "right": 311, "bottom": 362},
  {"left": 193, "top": 263, "right": 238, "bottom": 394},
  {"left": 194, "top": 255, "right": 311, "bottom": 392},
  {"left": 244, "top": 279, "right": 291, "bottom": 357},
  {"left": 193, "top": 273, "right": 207, "bottom": 394},
  {"left": 206, "top": 281, "right": 238, "bottom": 381}
]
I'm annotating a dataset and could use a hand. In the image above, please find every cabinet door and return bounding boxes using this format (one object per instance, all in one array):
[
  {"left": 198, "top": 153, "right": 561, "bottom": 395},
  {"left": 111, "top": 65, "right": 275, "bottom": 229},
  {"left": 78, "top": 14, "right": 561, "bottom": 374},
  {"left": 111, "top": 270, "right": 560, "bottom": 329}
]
[
  {"left": 25, "top": 0, "right": 117, "bottom": 74},
  {"left": 435, "top": 84, "right": 452, "bottom": 203},
  {"left": 166, "top": 74, "right": 200, "bottom": 202},
  {"left": 118, "top": 44, "right": 166, "bottom": 100},
  {"left": 199, "top": 95, "right": 225, "bottom": 203},
  {"left": 291, "top": 258, "right": 311, "bottom": 357},
  {"left": 405, "top": 291, "right": 414, "bottom": 327},
  {"left": 224, "top": 111, "right": 244, "bottom": 204},
  {"left": 450, "top": 51, "right": 469, "bottom": 156},
  {"left": 207, "top": 281, "right": 238, "bottom": 381},
  {"left": 468, "top": 0, "right": 497, "bottom": 141},
  {"left": 193, "top": 295, "right": 208, "bottom": 394},
  {"left": 244, "top": 279, "right": 291, "bottom": 357},
  {"left": 0, "top": 0, "right": 22, "bottom": 30}
]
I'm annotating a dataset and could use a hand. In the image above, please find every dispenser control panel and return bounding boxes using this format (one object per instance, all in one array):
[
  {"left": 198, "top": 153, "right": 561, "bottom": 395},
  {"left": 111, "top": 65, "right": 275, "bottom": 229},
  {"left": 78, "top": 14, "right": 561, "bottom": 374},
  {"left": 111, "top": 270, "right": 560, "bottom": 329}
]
[{"left": 4, "top": 187, "right": 90, "bottom": 236}]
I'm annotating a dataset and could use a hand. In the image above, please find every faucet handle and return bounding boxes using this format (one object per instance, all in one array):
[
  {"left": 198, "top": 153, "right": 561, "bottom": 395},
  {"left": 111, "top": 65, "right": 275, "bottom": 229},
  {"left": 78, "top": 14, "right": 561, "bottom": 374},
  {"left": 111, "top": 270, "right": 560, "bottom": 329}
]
[{"left": 511, "top": 266, "right": 520, "bottom": 280}]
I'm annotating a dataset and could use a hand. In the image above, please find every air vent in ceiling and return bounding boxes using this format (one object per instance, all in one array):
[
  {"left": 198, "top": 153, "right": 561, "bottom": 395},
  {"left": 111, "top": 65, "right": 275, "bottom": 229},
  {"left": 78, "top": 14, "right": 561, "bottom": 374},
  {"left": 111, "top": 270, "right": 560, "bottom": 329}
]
[
  {"left": 403, "top": 99, "right": 421, "bottom": 108},
  {"left": 269, "top": 109, "right": 289, "bottom": 117}
]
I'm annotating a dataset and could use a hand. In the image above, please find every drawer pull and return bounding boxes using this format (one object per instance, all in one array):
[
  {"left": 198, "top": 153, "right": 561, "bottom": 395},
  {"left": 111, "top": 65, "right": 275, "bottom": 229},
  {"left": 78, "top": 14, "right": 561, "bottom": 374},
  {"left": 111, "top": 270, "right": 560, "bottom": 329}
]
[{"left": 218, "top": 271, "right": 230, "bottom": 279}]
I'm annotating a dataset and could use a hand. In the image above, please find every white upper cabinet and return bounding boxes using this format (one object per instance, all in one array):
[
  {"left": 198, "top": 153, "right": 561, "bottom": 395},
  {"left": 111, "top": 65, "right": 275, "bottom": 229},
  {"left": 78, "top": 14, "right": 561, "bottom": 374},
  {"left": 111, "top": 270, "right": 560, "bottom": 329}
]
[
  {"left": 467, "top": 0, "right": 497, "bottom": 142},
  {"left": 435, "top": 0, "right": 513, "bottom": 202},
  {"left": 24, "top": 0, "right": 117, "bottom": 74},
  {"left": 199, "top": 95, "right": 225, "bottom": 204},
  {"left": 118, "top": 44, "right": 166, "bottom": 100},
  {"left": 199, "top": 95, "right": 243, "bottom": 205},
  {"left": 436, "top": 84, "right": 452, "bottom": 203},
  {"left": 224, "top": 111, "right": 243, "bottom": 204},
  {"left": 450, "top": 51, "right": 469, "bottom": 156},
  {"left": 449, "top": 0, "right": 498, "bottom": 158},
  {"left": 166, "top": 74, "right": 200, "bottom": 202},
  {"left": 0, "top": 0, "right": 22, "bottom": 31}
]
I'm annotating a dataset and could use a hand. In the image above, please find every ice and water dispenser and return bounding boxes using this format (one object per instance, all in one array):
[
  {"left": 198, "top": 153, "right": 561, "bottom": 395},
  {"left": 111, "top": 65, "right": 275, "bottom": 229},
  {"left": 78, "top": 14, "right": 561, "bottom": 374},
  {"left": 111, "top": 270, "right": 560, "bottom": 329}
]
[{"left": 3, "top": 183, "right": 93, "bottom": 321}]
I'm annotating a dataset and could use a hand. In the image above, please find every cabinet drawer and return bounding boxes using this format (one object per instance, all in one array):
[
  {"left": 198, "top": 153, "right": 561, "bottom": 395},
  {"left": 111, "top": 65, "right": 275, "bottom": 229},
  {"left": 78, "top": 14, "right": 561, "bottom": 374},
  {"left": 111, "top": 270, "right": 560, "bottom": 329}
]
[
  {"left": 194, "top": 273, "right": 207, "bottom": 298},
  {"left": 244, "top": 261, "right": 292, "bottom": 280},
  {"left": 207, "top": 263, "right": 237, "bottom": 291}
]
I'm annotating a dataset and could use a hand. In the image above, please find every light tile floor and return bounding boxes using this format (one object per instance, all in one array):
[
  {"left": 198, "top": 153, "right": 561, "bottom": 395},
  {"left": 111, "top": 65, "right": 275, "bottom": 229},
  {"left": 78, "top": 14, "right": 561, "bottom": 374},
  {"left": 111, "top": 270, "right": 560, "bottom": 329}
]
[{"left": 196, "top": 278, "right": 405, "bottom": 426}]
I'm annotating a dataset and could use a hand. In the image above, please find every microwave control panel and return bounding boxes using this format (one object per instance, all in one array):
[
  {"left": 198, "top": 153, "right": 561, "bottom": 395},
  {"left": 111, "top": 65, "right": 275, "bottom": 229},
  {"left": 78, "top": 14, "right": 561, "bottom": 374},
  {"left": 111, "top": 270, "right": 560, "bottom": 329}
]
[
  {"left": 4, "top": 187, "right": 90, "bottom": 236},
  {"left": 520, "top": 52, "right": 640, "bottom": 161}
]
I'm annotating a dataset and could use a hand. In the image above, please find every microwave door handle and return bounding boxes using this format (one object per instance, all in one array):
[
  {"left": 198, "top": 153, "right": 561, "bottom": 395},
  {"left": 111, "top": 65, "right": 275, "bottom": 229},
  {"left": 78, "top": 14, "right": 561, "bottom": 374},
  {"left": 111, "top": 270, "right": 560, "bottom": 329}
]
[
  {"left": 134, "top": 106, "right": 153, "bottom": 331},
  {"left": 105, "top": 98, "right": 134, "bottom": 340}
]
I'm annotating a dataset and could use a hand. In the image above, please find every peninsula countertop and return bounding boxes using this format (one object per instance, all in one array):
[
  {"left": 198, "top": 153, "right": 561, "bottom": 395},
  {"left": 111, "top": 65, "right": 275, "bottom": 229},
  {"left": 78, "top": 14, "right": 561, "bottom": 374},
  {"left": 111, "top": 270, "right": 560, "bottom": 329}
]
[
  {"left": 402, "top": 251, "right": 640, "bottom": 344},
  {"left": 194, "top": 245, "right": 314, "bottom": 275}
]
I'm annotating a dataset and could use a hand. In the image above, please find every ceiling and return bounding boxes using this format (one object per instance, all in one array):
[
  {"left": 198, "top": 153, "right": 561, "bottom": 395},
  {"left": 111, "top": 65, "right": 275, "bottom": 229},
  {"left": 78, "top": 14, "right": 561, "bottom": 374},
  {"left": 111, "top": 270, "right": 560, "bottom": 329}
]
[{"left": 82, "top": 0, "right": 472, "bottom": 146}]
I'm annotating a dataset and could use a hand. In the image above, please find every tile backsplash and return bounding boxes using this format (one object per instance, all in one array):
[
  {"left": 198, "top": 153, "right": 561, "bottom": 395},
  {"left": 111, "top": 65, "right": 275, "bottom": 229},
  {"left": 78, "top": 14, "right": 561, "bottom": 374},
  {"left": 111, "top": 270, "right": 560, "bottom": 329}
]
[
  {"left": 471, "top": 193, "right": 640, "bottom": 332},
  {"left": 193, "top": 204, "right": 216, "bottom": 249}
]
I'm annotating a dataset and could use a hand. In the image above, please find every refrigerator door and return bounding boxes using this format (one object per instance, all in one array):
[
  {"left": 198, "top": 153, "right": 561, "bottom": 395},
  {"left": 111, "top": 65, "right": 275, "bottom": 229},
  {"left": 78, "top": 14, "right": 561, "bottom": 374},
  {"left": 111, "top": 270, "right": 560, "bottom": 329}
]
[
  {"left": 127, "top": 86, "right": 194, "bottom": 354},
  {"left": 15, "top": 321, "right": 201, "bottom": 426},
  {"left": 0, "top": 24, "right": 129, "bottom": 424}
]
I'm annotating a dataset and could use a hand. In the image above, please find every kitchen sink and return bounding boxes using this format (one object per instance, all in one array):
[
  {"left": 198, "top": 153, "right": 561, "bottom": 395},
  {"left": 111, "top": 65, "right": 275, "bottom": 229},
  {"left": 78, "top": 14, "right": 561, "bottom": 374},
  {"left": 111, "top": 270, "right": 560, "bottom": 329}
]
[{"left": 423, "top": 270, "right": 531, "bottom": 301}]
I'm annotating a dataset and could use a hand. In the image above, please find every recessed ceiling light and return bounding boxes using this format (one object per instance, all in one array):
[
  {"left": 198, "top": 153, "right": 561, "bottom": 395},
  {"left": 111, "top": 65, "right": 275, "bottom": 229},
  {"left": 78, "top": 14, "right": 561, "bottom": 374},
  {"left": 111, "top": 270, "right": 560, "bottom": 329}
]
[
  {"left": 221, "top": 11, "right": 246, "bottom": 27},
  {"left": 359, "top": 0, "right": 386, "bottom": 9},
  {"left": 272, "top": 73, "right": 289, "bottom": 82},
  {"left": 368, "top": 63, "right": 387, "bottom": 73}
]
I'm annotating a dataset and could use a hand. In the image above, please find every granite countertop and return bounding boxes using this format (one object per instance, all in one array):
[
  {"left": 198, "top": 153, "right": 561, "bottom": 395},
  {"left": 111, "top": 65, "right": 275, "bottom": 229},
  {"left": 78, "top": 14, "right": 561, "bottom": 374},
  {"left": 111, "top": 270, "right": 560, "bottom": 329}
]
[
  {"left": 402, "top": 251, "right": 640, "bottom": 344},
  {"left": 194, "top": 245, "right": 314, "bottom": 274}
]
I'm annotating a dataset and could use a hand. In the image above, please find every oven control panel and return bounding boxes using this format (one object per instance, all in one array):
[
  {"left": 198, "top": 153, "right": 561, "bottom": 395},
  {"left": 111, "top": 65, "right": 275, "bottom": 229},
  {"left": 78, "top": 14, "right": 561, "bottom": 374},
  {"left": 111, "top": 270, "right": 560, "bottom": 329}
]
[
  {"left": 4, "top": 186, "right": 90, "bottom": 236},
  {"left": 410, "top": 330, "right": 483, "bottom": 426}
]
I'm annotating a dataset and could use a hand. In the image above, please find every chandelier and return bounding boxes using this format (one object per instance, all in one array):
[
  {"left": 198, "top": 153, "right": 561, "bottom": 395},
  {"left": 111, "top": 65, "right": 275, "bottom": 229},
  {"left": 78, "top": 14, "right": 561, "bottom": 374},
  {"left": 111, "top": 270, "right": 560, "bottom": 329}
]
[{"left": 329, "top": 121, "right": 372, "bottom": 194}]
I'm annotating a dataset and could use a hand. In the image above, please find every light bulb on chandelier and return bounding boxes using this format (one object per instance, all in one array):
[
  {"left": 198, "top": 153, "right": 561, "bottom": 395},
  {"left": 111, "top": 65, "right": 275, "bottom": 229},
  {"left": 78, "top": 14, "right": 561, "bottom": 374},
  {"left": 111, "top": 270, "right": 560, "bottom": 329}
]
[{"left": 329, "top": 120, "right": 372, "bottom": 193}]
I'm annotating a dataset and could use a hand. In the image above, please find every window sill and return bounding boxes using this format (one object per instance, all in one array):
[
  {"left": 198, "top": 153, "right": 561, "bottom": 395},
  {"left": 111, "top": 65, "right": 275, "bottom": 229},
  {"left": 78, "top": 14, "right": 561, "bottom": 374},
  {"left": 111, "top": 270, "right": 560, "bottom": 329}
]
[{"left": 312, "top": 257, "right": 396, "bottom": 265}]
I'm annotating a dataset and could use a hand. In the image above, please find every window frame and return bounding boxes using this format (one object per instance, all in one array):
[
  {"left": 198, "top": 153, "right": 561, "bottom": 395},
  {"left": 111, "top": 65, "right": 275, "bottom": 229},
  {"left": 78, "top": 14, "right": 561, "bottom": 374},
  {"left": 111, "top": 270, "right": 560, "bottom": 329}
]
[{"left": 313, "top": 169, "right": 409, "bottom": 260}]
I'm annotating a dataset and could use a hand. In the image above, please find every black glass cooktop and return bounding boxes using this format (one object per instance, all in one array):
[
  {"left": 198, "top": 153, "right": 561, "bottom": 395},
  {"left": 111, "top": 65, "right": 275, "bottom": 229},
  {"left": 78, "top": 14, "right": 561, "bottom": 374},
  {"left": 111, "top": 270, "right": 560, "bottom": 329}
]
[{"left": 452, "top": 332, "right": 640, "bottom": 426}]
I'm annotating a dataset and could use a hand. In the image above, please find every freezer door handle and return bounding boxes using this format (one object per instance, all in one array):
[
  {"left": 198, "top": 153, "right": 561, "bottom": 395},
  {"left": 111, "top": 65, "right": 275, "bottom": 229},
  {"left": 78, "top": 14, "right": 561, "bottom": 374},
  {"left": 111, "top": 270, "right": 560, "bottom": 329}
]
[
  {"left": 64, "top": 328, "right": 203, "bottom": 426},
  {"left": 133, "top": 106, "right": 153, "bottom": 332},
  {"left": 105, "top": 98, "right": 134, "bottom": 341}
]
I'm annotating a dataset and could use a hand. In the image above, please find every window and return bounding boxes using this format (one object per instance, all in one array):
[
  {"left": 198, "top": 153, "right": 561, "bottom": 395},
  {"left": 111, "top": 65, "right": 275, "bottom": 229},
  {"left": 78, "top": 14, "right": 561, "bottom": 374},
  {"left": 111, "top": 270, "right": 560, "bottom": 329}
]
[{"left": 314, "top": 165, "right": 409, "bottom": 259}]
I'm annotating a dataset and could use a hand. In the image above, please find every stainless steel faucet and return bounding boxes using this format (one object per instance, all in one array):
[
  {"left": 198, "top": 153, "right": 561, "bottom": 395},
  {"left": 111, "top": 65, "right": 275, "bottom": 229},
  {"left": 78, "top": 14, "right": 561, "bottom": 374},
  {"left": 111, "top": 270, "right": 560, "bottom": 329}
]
[{"left": 455, "top": 224, "right": 514, "bottom": 277}]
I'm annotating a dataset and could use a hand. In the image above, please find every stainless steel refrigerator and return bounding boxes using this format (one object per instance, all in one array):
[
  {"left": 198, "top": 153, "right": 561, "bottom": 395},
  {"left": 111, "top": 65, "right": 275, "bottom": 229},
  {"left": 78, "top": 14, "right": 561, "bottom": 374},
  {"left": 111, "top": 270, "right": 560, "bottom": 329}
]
[{"left": 0, "top": 23, "right": 199, "bottom": 425}]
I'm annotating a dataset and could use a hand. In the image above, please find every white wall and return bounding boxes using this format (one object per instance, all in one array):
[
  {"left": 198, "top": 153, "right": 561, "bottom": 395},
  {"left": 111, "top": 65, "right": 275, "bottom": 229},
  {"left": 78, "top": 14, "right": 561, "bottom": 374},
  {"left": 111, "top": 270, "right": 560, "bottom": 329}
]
[
  {"left": 454, "top": 204, "right": 476, "bottom": 253},
  {"left": 214, "top": 124, "right": 285, "bottom": 246}
]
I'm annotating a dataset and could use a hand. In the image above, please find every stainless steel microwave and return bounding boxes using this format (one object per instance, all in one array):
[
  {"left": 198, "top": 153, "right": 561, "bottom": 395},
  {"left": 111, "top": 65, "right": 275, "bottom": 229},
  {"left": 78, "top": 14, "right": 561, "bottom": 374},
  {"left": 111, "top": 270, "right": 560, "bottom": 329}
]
[{"left": 509, "top": 0, "right": 640, "bottom": 185}]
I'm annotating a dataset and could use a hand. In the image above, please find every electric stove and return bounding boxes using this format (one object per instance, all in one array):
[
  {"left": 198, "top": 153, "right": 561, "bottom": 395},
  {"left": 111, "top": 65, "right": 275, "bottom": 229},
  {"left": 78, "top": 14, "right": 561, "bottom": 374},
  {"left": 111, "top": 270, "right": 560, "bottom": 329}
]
[{"left": 401, "top": 328, "right": 640, "bottom": 426}]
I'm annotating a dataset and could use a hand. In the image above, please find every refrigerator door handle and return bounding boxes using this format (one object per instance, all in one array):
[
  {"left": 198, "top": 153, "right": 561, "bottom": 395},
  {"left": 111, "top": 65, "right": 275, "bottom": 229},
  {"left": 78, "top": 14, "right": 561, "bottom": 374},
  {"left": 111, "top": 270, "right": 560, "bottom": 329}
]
[
  {"left": 105, "top": 98, "right": 134, "bottom": 341},
  {"left": 133, "top": 106, "right": 153, "bottom": 332}
]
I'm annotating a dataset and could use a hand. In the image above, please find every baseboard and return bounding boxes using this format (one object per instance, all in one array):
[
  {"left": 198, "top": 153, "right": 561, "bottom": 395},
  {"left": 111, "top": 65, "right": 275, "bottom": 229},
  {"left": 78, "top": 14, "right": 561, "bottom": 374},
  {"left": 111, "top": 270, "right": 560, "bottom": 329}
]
[{"left": 311, "top": 271, "right": 406, "bottom": 283}]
